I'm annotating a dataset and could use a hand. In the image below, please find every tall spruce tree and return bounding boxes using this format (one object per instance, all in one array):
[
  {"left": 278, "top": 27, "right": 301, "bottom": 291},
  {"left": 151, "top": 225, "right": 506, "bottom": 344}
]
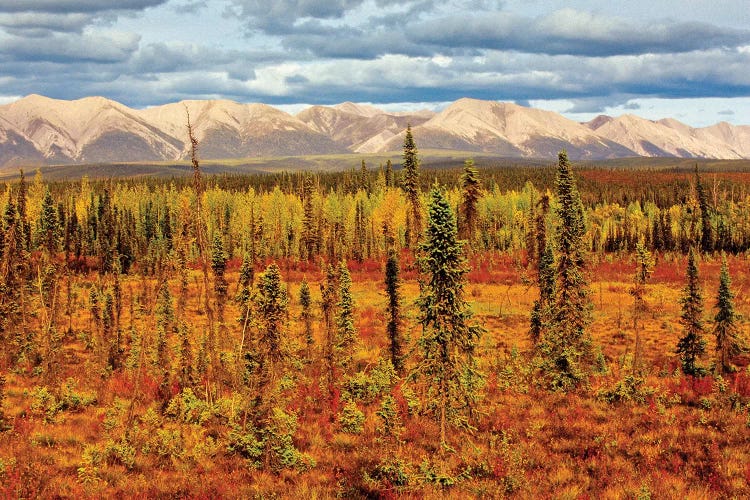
[
  {"left": 384, "top": 248, "right": 404, "bottom": 374},
  {"left": 301, "top": 175, "right": 317, "bottom": 261},
  {"left": 320, "top": 265, "right": 339, "bottom": 394},
  {"left": 713, "top": 255, "right": 747, "bottom": 374},
  {"left": 255, "top": 263, "right": 288, "bottom": 369},
  {"left": 458, "top": 158, "right": 481, "bottom": 244},
  {"left": 530, "top": 194, "right": 554, "bottom": 344},
  {"left": 335, "top": 261, "right": 357, "bottom": 373},
  {"left": 677, "top": 248, "right": 707, "bottom": 376},
  {"left": 695, "top": 168, "right": 713, "bottom": 252},
  {"left": 384, "top": 159, "right": 393, "bottom": 188},
  {"left": 538, "top": 151, "right": 593, "bottom": 390},
  {"left": 37, "top": 188, "right": 60, "bottom": 254},
  {"left": 630, "top": 241, "right": 654, "bottom": 373},
  {"left": 299, "top": 278, "right": 314, "bottom": 357},
  {"left": 413, "top": 186, "right": 484, "bottom": 446},
  {"left": 401, "top": 125, "right": 422, "bottom": 248},
  {"left": 211, "top": 234, "right": 228, "bottom": 328}
]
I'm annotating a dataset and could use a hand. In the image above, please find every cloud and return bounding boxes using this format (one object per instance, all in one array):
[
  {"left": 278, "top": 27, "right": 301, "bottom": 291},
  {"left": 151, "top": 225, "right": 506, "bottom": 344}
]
[
  {"left": 0, "top": 1, "right": 167, "bottom": 13},
  {"left": 3, "top": 31, "right": 140, "bottom": 63},
  {"left": 0, "top": 12, "right": 94, "bottom": 34},
  {"left": 228, "top": 0, "right": 413, "bottom": 34},
  {"left": 410, "top": 9, "right": 750, "bottom": 56},
  {"left": 718, "top": 109, "right": 735, "bottom": 115}
]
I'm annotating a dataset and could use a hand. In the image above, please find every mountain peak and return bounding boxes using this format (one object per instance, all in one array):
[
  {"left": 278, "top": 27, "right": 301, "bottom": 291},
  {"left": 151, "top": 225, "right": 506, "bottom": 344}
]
[
  {"left": 1, "top": 95, "right": 749, "bottom": 170},
  {"left": 333, "top": 102, "right": 382, "bottom": 117}
]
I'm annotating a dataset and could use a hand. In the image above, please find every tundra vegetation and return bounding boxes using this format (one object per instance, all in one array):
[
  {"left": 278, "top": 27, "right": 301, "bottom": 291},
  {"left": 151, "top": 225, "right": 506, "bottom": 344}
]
[{"left": 0, "top": 131, "right": 749, "bottom": 498}]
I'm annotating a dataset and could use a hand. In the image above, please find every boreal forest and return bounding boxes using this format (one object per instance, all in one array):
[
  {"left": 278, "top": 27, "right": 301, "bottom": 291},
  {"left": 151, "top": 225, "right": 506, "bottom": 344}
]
[{"left": 0, "top": 126, "right": 749, "bottom": 498}]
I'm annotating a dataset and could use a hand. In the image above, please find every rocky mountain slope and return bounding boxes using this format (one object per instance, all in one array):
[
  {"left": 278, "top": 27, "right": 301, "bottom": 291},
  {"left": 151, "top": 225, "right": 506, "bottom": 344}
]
[{"left": 0, "top": 94, "right": 748, "bottom": 170}]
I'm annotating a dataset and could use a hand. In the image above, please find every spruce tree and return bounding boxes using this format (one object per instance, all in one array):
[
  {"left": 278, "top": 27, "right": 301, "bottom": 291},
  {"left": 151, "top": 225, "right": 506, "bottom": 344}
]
[
  {"left": 211, "top": 233, "right": 228, "bottom": 328},
  {"left": 301, "top": 175, "right": 317, "bottom": 261},
  {"left": 359, "top": 159, "right": 369, "bottom": 193},
  {"left": 677, "top": 248, "right": 707, "bottom": 376},
  {"left": 384, "top": 159, "right": 393, "bottom": 188},
  {"left": 384, "top": 248, "right": 404, "bottom": 374},
  {"left": 630, "top": 241, "right": 654, "bottom": 373},
  {"left": 530, "top": 194, "right": 553, "bottom": 344},
  {"left": 299, "top": 278, "right": 314, "bottom": 357},
  {"left": 255, "top": 263, "right": 288, "bottom": 369},
  {"left": 713, "top": 255, "right": 747, "bottom": 374},
  {"left": 695, "top": 168, "right": 713, "bottom": 252},
  {"left": 458, "top": 158, "right": 481, "bottom": 244},
  {"left": 413, "top": 186, "right": 484, "bottom": 446},
  {"left": 538, "top": 151, "right": 592, "bottom": 390},
  {"left": 320, "top": 265, "right": 339, "bottom": 393},
  {"left": 335, "top": 261, "right": 357, "bottom": 373},
  {"left": 401, "top": 125, "right": 422, "bottom": 248},
  {"left": 37, "top": 188, "right": 60, "bottom": 254}
]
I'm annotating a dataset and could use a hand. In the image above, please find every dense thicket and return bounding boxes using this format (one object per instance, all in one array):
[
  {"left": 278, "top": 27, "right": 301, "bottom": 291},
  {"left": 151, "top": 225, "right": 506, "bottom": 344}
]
[{"left": 6, "top": 164, "right": 750, "bottom": 272}]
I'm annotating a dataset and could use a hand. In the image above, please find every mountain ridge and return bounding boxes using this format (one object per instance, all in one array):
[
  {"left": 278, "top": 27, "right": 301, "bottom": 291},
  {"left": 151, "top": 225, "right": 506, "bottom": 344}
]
[{"left": 0, "top": 94, "right": 748, "bottom": 170}]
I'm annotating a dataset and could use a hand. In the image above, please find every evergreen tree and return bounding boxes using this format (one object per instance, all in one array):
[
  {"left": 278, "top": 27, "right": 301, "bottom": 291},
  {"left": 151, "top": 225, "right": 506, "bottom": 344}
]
[
  {"left": 0, "top": 200, "right": 23, "bottom": 359},
  {"left": 384, "top": 159, "right": 393, "bottom": 188},
  {"left": 677, "top": 248, "right": 707, "bottom": 376},
  {"left": 413, "top": 186, "right": 484, "bottom": 446},
  {"left": 17, "top": 170, "right": 30, "bottom": 252},
  {"left": 236, "top": 253, "right": 255, "bottom": 331},
  {"left": 630, "top": 241, "right": 654, "bottom": 373},
  {"left": 301, "top": 175, "right": 317, "bottom": 261},
  {"left": 299, "top": 278, "right": 314, "bottom": 357},
  {"left": 458, "top": 159, "right": 481, "bottom": 244},
  {"left": 211, "top": 233, "right": 228, "bottom": 328},
  {"left": 538, "top": 151, "right": 593, "bottom": 390},
  {"left": 255, "top": 263, "right": 288, "bottom": 369},
  {"left": 320, "top": 265, "right": 339, "bottom": 393},
  {"left": 359, "top": 159, "right": 370, "bottom": 193},
  {"left": 384, "top": 249, "right": 404, "bottom": 374},
  {"left": 713, "top": 255, "right": 747, "bottom": 374},
  {"left": 695, "top": 169, "right": 713, "bottom": 252},
  {"left": 401, "top": 125, "right": 422, "bottom": 248},
  {"left": 530, "top": 194, "right": 553, "bottom": 344},
  {"left": 335, "top": 261, "right": 357, "bottom": 373},
  {"left": 37, "top": 188, "right": 60, "bottom": 254}
]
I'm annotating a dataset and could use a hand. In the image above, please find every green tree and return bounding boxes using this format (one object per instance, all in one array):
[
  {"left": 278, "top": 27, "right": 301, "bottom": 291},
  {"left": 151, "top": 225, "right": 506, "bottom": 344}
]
[
  {"left": 359, "top": 159, "right": 370, "bottom": 193},
  {"left": 401, "top": 125, "right": 422, "bottom": 248},
  {"left": 538, "top": 151, "right": 593, "bottom": 391},
  {"left": 300, "top": 175, "right": 318, "bottom": 261},
  {"left": 37, "top": 188, "right": 60, "bottom": 254},
  {"left": 695, "top": 168, "right": 713, "bottom": 252},
  {"left": 211, "top": 234, "right": 228, "bottom": 328},
  {"left": 384, "top": 159, "right": 394, "bottom": 188},
  {"left": 530, "top": 194, "right": 553, "bottom": 344},
  {"left": 458, "top": 159, "right": 481, "bottom": 244},
  {"left": 320, "top": 265, "right": 339, "bottom": 394},
  {"left": 713, "top": 255, "right": 747, "bottom": 374},
  {"left": 299, "top": 278, "right": 314, "bottom": 357},
  {"left": 255, "top": 263, "right": 289, "bottom": 370},
  {"left": 384, "top": 249, "right": 404, "bottom": 374},
  {"left": 630, "top": 241, "right": 654, "bottom": 373},
  {"left": 677, "top": 248, "right": 707, "bottom": 376},
  {"left": 335, "top": 261, "right": 357, "bottom": 373},
  {"left": 413, "top": 186, "right": 484, "bottom": 446}
]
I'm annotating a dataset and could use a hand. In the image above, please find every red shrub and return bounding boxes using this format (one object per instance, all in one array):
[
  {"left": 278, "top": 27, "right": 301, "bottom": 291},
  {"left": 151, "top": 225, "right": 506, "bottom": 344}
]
[
  {"left": 731, "top": 371, "right": 750, "bottom": 398},
  {"left": 108, "top": 372, "right": 135, "bottom": 398}
]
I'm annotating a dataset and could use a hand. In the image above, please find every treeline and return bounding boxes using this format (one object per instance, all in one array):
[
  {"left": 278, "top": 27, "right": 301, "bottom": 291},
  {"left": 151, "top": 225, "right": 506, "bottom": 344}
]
[{"left": 3, "top": 162, "right": 750, "bottom": 274}]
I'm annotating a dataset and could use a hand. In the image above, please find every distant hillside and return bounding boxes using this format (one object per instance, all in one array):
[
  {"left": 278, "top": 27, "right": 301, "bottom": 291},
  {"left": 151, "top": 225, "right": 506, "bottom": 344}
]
[{"left": 1, "top": 95, "right": 749, "bottom": 171}]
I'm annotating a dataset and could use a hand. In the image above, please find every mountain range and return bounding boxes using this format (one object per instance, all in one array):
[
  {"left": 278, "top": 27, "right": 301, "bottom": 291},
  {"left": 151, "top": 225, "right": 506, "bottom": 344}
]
[{"left": 1, "top": 94, "right": 748, "bottom": 170}]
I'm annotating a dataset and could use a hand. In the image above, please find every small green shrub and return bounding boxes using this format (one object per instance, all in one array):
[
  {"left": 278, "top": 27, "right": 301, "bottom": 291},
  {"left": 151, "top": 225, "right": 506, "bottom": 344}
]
[{"left": 339, "top": 400, "right": 365, "bottom": 434}]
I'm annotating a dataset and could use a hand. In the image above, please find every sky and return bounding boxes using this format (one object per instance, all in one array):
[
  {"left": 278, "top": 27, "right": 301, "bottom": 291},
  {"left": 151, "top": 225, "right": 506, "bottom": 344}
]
[{"left": 0, "top": 0, "right": 749, "bottom": 127}]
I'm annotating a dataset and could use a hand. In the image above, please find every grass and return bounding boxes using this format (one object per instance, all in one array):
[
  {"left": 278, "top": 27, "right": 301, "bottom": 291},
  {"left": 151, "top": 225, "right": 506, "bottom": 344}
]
[{"left": 0, "top": 252, "right": 749, "bottom": 497}]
